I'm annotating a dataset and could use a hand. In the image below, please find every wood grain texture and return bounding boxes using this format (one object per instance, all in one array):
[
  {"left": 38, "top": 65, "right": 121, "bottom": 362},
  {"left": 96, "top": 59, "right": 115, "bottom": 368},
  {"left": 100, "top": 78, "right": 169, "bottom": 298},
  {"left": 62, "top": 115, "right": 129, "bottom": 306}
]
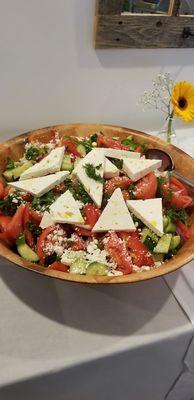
[
  {"left": 97, "top": 0, "right": 124, "bottom": 15},
  {"left": 168, "top": 0, "right": 181, "bottom": 16},
  {"left": 95, "top": 14, "right": 194, "bottom": 48},
  {"left": 0, "top": 123, "right": 193, "bottom": 284}
]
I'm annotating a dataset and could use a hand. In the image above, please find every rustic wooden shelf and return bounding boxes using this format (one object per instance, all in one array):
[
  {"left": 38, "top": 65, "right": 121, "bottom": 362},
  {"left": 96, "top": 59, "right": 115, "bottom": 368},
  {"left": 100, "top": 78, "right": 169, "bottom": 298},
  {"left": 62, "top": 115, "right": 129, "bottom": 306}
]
[{"left": 95, "top": 0, "right": 194, "bottom": 48}]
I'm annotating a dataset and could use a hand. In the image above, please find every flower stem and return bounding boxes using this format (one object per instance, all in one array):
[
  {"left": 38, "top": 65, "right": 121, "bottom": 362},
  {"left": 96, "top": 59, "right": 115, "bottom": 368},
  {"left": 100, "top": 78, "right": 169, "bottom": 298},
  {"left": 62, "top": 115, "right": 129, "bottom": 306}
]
[{"left": 167, "top": 111, "right": 174, "bottom": 144}]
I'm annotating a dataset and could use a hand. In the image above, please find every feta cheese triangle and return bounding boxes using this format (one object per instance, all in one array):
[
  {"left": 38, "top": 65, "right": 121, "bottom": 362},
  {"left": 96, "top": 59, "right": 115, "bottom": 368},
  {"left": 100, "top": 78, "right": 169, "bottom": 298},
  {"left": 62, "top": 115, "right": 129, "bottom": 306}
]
[
  {"left": 104, "top": 158, "right": 119, "bottom": 179},
  {"left": 73, "top": 149, "right": 105, "bottom": 207},
  {"left": 102, "top": 148, "right": 140, "bottom": 160},
  {"left": 9, "top": 171, "right": 69, "bottom": 197},
  {"left": 50, "top": 190, "right": 84, "bottom": 224},
  {"left": 127, "top": 198, "right": 163, "bottom": 236},
  {"left": 92, "top": 188, "right": 136, "bottom": 232},
  {"left": 20, "top": 147, "right": 65, "bottom": 180},
  {"left": 40, "top": 211, "right": 54, "bottom": 229},
  {"left": 123, "top": 158, "right": 162, "bottom": 181}
]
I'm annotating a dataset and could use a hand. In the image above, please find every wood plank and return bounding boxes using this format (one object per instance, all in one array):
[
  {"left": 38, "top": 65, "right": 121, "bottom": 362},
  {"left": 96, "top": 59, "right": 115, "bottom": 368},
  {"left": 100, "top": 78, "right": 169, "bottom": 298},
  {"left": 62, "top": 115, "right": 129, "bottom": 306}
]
[
  {"left": 168, "top": 0, "right": 181, "bottom": 16},
  {"left": 95, "top": 15, "right": 194, "bottom": 48},
  {"left": 97, "top": 0, "right": 124, "bottom": 15}
]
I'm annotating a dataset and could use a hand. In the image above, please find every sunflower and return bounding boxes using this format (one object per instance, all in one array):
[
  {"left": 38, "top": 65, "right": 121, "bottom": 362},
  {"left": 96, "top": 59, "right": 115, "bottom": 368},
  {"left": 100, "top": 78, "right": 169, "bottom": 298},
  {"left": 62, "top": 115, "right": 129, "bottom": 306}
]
[{"left": 171, "top": 81, "right": 194, "bottom": 122}]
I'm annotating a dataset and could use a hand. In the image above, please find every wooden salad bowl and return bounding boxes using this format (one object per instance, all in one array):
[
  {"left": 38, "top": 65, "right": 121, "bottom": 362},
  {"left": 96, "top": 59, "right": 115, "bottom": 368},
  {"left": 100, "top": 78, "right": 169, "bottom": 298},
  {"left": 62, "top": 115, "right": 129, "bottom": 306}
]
[{"left": 0, "top": 123, "right": 194, "bottom": 284}]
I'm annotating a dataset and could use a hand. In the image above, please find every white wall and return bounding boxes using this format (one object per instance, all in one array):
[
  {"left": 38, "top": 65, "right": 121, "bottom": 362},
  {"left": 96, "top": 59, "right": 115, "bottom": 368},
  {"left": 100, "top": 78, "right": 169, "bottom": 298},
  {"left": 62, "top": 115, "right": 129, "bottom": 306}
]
[{"left": 0, "top": 0, "right": 194, "bottom": 140}]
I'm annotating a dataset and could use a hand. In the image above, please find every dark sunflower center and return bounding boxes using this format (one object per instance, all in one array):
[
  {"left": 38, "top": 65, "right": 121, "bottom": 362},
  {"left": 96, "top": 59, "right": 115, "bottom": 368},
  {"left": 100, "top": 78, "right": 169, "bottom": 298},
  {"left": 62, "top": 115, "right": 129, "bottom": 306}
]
[{"left": 178, "top": 97, "right": 187, "bottom": 109}]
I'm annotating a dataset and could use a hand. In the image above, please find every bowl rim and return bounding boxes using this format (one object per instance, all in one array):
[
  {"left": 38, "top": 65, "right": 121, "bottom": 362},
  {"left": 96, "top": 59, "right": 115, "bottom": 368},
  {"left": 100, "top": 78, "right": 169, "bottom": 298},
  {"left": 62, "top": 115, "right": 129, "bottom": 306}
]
[{"left": 0, "top": 122, "right": 193, "bottom": 284}]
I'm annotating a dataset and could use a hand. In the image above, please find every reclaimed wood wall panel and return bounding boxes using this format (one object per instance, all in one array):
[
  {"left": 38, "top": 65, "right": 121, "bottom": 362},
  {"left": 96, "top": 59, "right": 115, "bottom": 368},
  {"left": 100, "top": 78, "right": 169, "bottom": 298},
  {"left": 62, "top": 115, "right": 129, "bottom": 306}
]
[{"left": 95, "top": 15, "right": 194, "bottom": 48}]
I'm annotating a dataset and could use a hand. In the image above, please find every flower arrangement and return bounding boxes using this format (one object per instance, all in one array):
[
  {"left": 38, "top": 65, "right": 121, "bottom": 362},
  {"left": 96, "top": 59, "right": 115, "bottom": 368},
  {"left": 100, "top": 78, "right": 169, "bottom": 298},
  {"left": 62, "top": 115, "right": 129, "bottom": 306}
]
[{"left": 139, "top": 73, "right": 194, "bottom": 144}]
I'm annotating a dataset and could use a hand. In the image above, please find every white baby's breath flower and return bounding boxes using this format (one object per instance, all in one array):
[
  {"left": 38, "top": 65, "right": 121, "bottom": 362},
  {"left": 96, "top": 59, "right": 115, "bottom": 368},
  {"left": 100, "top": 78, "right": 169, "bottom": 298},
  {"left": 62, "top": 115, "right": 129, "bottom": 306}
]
[{"left": 139, "top": 73, "right": 174, "bottom": 116}]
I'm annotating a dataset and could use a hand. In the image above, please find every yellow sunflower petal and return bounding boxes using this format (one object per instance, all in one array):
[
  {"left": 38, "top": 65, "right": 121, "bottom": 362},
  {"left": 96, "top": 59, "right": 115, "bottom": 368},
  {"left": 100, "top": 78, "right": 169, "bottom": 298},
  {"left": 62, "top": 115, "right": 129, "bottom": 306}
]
[{"left": 170, "top": 81, "right": 194, "bottom": 122}]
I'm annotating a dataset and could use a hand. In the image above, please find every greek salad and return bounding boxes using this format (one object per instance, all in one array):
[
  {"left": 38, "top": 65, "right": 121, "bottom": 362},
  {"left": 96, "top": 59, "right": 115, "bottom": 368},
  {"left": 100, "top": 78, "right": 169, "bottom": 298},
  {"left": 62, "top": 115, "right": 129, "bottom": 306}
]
[{"left": 0, "top": 130, "right": 192, "bottom": 276}]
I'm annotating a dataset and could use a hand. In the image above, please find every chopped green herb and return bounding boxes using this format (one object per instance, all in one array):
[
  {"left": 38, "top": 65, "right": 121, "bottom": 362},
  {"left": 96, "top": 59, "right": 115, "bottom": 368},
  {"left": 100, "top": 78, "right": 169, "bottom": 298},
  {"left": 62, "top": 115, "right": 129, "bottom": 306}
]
[
  {"left": 128, "top": 183, "right": 136, "bottom": 199},
  {"left": 78, "top": 140, "right": 92, "bottom": 154},
  {"left": 25, "top": 146, "right": 40, "bottom": 161},
  {"left": 30, "top": 191, "right": 56, "bottom": 212},
  {"left": 5, "top": 157, "right": 15, "bottom": 170},
  {"left": 25, "top": 145, "right": 47, "bottom": 161},
  {"left": 70, "top": 182, "right": 92, "bottom": 204},
  {"left": 157, "top": 175, "right": 172, "bottom": 200},
  {"left": 165, "top": 207, "right": 188, "bottom": 225},
  {"left": 90, "top": 132, "right": 99, "bottom": 142},
  {"left": 25, "top": 221, "right": 42, "bottom": 239},
  {"left": 63, "top": 177, "right": 72, "bottom": 189},
  {"left": 44, "top": 253, "right": 58, "bottom": 267},
  {"left": 108, "top": 158, "right": 123, "bottom": 170},
  {"left": 84, "top": 163, "right": 104, "bottom": 183},
  {"left": 0, "top": 190, "right": 22, "bottom": 216},
  {"left": 121, "top": 138, "right": 139, "bottom": 150}
]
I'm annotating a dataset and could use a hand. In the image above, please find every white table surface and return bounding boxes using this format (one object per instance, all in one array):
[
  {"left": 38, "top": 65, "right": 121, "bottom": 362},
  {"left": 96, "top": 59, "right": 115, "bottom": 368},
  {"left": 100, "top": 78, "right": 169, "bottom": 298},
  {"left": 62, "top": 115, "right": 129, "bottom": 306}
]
[{"left": 0, "top": 127, "right": 194, "bottom": 400}]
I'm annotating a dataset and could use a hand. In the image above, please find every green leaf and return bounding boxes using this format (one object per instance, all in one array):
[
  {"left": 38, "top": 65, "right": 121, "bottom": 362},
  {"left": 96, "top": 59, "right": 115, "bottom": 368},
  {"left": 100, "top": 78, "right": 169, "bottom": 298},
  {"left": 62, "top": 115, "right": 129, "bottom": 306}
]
[
  {"left": 70, "top": 182, "right": 92, "bottom": 204},
  {"left": 25, "top": 145, "right": 46, "bottom": 161},
  {"left": 0, "top": 190, "right": 22, "bottom": 215},
  {"left": 5, "top": 157, "right": 15, "bottom": 170},
  {"left": 108, "top": 158, "right": 123, "bottom": 170},
  {"left": 83, "top": 163, "right": 104, "bottom": 183},
  {"left": 165, "top": 207, "right": 188, "bottom": 225},
  {"left": 30, "top": 191, "right": 56, "bottom": 212}
]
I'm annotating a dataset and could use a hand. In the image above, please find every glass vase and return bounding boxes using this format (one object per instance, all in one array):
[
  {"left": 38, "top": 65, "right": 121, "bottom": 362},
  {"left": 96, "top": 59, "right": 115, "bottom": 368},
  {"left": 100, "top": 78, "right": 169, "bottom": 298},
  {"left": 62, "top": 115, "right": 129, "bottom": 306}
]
[{"left": 157, "top": 116, "right": 177, "bottom": 145}]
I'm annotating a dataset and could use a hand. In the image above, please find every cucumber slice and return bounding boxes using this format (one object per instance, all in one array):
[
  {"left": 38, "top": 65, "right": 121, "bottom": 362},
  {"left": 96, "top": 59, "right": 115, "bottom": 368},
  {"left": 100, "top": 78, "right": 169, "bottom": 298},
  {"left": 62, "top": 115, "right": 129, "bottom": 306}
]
[
  {"left": 169, "top": 235, "right": 181, "bottom": 250},
  {"left": 163, "top": 216, "right": 169, "bottom": 229},
  {"left": 77, "top": 144, "right": 86, "bottom": 157},
  {"left": 3, "top": 161, "right": 33, "bottom": 181},
  {"left": 3, "top": 169, "right": 14, "bottom": 181},
  {"left": 153, "top": 234, "right": 172, "bottom": 254},
  {"left": 141, "top": 227, "right": 158, "bottom": 251},
  {"left": 16, "top": 235, "right": 39, "bottom": 262},
  {"left": 61, "top": 155, "right": 73, "bottom": 172},
  {"left": 86, "top": 262, "right": 109, "bottom": 276},
  {"left": 164, "top": 220, "right": 176, "bottom": 233},
  {"left": 70, "top": 258, "right": 88, "bottom": 274}
]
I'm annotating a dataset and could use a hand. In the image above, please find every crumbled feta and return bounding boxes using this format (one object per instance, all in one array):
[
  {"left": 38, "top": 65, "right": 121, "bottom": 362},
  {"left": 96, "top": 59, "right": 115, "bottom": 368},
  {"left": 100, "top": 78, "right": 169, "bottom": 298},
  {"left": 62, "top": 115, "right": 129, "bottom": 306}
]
[
  {"left": 61, "top": 250, "right": 86, "bottom": 265},
  {"left": 133, "top": 265, "right": 151, "bottom": 272},
  {"left": 154, "top": 261, "right": 162, "bottom": 268},
  {"left": 75, "top": 200, "right": 84, "bottom": 209},
  {"left": 12, "top": 198, "right": 19, "bottom": 203},
  {"left": 154, "top": 169, "right": 168, "bottom": 178},
  {"left": 85, "top": 239, "right": 115, "bottom": 268},
  {"left": 43, "top": 225, "right": 67, "bottom": 256}
]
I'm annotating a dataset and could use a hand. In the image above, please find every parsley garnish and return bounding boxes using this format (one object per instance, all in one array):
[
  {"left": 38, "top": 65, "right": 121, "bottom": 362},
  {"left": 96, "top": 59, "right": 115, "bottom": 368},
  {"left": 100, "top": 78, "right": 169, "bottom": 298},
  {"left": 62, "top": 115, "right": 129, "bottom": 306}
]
[
  {"left": 90, "top": 132, "right": 99, "bottom": 142},
  {"left": 157, "top": 175, "right": 172, "bottom": 200},
  {"left": 44, "top": 253, "right": 58, "bottom": 267},
  {"left": 78, "top": 140, "right": 92, "bottom": 154},
  {"left": 84, "top": 163, "right": 104, "bottom": 183},
  {"left": 30, "top": 191, "right": 56, "bottom": 212},
  {"left": 122, "top": 138, "right": 139, "bottom": 150},
  {"left": 25, "top": 221, "right": 42, "bottom": 239},
  {"left": 70, "top": 182, "right": 92, "bottom": 204},
  {"left": 25, "top": 145, "right": 46, "bottom": 161},
  {"left": 108, "top": 158, "right": 123, "bottom": 170},
  {"left": 5, "top": 157, "right": 15, "bottom": 170},
  {"left": 128, "top": 183, "right": 136, "bottom": 199},
  {"left": 165, "top": 207, "right": 188, "bottom": 225},
  {"left": 0, "top": 190, "right": 22, "bottom": 215}
]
